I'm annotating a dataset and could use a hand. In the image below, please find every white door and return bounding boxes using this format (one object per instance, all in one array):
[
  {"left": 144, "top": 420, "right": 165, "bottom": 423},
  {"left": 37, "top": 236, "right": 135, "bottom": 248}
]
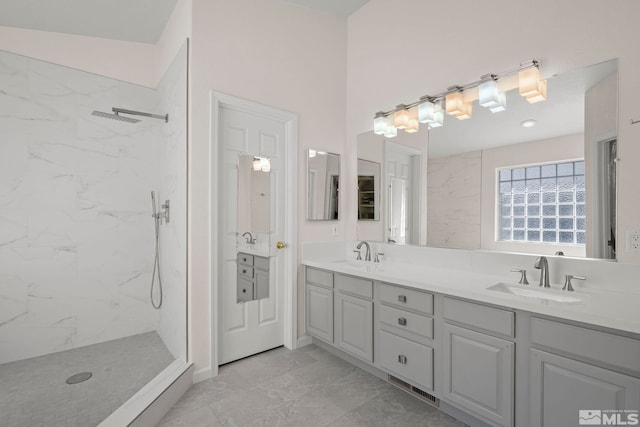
[
  {"left": 218, "top": 105, "right": 286, "bottom": 364},
  {"left": 385, "top": 143, "right": 420, "bottom": 244}
]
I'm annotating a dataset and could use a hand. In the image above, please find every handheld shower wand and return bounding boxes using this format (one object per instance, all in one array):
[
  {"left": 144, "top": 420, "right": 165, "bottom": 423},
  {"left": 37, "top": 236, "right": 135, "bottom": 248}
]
[{"left": 150, "top": 191, "right": 163, "bottom": 309}]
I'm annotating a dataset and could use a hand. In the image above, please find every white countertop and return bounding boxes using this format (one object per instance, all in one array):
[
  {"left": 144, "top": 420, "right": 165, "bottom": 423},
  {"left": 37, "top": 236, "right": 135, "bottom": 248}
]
[{"left": 304, "top": 258, "right": 640, "bottom": 336}]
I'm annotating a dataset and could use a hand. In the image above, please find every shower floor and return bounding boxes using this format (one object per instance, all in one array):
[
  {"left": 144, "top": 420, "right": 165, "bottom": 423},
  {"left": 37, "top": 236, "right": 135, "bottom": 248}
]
[{"left": 0, "top": 331, "right": 174, "bottom": 427}]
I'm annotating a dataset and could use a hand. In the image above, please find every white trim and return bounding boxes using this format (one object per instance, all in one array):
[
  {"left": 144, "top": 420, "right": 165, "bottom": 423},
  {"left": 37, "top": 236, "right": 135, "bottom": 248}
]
[
  {"left": 209, "top": 92, "right": 298, "bottom": 377},
  {"left": 192, "top": 367, "right": 213, "bottom": 384},
  {"left": 98, "top": 360, "right": 191, "bottom": 427},
  {"left": 297, "top": 335, "right": 313, "bottom": 348}
]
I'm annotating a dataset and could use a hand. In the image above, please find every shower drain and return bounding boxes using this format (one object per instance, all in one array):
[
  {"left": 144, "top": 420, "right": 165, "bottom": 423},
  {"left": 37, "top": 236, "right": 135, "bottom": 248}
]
[{"left": 65, "top": 372, "right": 92, "bottom": 385}]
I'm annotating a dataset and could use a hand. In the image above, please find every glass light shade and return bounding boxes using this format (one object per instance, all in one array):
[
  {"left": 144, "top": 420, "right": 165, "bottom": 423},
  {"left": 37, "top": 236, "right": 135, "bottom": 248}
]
[
  {"left": 405, "top": 117, "right": 419, "bottom": 133},
  {"left": 526, "top": 79, "right": 547, "bottom": 103},
  {"left": 253, "top": 157, "right": 270, "bottom": 172},
  {"left": 394, "top": 109, "right": 410, "bottom": 129},
  {"left": 445, "top": 92, "right": 465, "bottom": 116},
  {"left": 418, "top": 100, "right": 435, "bottom": 123},
  {"left": 455, "top": 101, "right": 472, "bottom": 120},
  {"left": 428, "top": 109, "right": 444, "bottom": 128},
  {"left": 489, "top": 91, "right": 507, "bottom": 113},
  {"left": 519, "top": 67, "right": 543, "bottom": 97},
  {"left": 373, "top": 114, "right": 387, "bottom": 135},
  {"left": 479, "top": 80, "right": 500, "bottom": 108},
  {"left": 308, "top": 149, "right": 316, "bottom": 158},
  {"left": 383, "top": 123, "right": 398, "bottom": 138}
]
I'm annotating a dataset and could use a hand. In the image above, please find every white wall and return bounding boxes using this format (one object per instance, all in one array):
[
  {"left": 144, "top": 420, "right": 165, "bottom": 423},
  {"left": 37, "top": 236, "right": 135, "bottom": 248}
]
[
  {"left": 346, "top": 0, "right": 640, "bottom": 264},
  {"left": 427, "top": 151, "right": 482, "bottom": 249},
  {"left": 188, "top": 0, "right": 346, "bottom": 375}
]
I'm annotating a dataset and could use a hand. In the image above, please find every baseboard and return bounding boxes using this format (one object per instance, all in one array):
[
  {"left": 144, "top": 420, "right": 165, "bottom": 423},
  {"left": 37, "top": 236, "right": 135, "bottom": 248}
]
[
  {"left": 296, "top": 335, "right": 313, "bottom": 348},
  {"left": 192, "top": 366, "right": 212, "bottom": 384}
]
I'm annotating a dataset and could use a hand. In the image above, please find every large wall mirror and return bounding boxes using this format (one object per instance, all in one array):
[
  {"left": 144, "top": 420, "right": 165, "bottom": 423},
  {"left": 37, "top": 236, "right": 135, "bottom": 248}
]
[
  {"left": 307, "top": 149, "right": 340, "bottom": 220},
  {"left": 357, "top": 58, "right": 618, "bottom": 260}
]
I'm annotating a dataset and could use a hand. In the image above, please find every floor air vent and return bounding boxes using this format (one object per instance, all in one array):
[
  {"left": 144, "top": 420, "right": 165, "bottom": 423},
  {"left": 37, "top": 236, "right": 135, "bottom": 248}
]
[{"left": 388, "top": 375, "right": 440, "bottom": 407}]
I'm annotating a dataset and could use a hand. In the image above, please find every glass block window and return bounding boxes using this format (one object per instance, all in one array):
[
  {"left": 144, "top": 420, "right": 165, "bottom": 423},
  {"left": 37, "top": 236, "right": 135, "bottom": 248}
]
[{"left": 498, "top": 160, "right": 585, "bottom": 245}]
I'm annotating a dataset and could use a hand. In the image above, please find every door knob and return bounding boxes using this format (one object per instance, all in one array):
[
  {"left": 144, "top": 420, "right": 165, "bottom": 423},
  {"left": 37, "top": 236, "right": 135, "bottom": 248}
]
[{"left": 276, "top": 241, "right": 285, "bottom": 249}]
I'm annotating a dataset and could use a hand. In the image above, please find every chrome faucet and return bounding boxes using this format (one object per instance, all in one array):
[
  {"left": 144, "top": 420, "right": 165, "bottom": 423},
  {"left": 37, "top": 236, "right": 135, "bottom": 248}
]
[
  {"left": 533, "top": 256, "right": 550, "bottom": 288},
  {"left": 242, "top": 231, "right": 256, "bottom": 244},
  {"left": 356, "top": 241, "right": 371, "bottom": 261}
]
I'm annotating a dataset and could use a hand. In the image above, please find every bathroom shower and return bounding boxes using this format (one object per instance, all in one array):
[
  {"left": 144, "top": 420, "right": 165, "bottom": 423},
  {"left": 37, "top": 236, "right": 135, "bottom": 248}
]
[{"left": 150, "top": 191, "right": 170, "bottom": 309}]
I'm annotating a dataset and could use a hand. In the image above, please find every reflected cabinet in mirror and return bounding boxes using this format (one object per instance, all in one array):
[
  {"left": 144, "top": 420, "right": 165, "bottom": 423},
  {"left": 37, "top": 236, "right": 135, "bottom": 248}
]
[
  {"left": 357, "top": 59, "right": 618, "bottom": 259},
  {"left": 307, "top": 149, "right": 340, "bottom": 220}
]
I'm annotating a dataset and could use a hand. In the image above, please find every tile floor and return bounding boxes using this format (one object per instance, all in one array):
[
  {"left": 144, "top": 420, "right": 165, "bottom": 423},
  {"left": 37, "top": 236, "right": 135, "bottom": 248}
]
[
  {"left": 0, "top": 331, "right": 174, "bottom": 427},
  {"left": 159, "top": 344, "right": 467, "bottom": 427}
]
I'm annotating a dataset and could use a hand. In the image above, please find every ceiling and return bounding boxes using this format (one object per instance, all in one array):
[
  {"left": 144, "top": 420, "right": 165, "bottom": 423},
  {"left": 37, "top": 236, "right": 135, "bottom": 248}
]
[{"left": 0, "top": 0, "right": 369, "bottom": 44}]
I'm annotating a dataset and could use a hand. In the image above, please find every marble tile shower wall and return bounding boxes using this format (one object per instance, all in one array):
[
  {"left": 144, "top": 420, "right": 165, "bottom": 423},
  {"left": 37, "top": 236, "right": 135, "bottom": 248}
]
[
  {"left": 156, "top": 43, "right": 188, "bottom": 361},
  {"left": 0, "top": 50, "right": 162, "bottom": 364}
]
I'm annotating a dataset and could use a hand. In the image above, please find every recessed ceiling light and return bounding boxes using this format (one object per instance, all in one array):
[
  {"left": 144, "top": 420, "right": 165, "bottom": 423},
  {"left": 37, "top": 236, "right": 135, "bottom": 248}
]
[{"left": 521, "top": 119, "right": 537, "bottom": 128}]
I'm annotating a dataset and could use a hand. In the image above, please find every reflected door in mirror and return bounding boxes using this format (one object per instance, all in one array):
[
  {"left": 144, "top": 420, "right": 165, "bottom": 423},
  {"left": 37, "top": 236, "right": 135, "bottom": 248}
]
[{"left": 307, "top": 150, "right": 340, "bottom": 220}]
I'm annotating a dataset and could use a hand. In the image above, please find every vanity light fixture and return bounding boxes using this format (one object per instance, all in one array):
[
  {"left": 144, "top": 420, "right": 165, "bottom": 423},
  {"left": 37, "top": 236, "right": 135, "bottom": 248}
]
[
  {"left": 373, "top": 112, "right": 387, "bottom": 135},
  {"left": 519, "top": 61, "right": 547, "bottom": 103},
  {"left": 393, "top": 105, "right": 411, "bottom": 129},
  {"left": 445, "top": 90, "right": 465, "bottom": 117},
  {"left": 372, "top": 59, "right": 545, "bottom": 133},
  {"left": 308, "top": 149, "right": 317, "bottom": 158},
  {"left": 253, "top": 156, "right": 271, "bottom": 172},
  {"left": 479, "top": 77, "right": 507, "bottom": 113}
]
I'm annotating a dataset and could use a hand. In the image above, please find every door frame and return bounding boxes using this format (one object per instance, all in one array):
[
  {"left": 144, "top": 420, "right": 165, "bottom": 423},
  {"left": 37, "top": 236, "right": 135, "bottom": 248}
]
[{"left": 209, "top": 91, "right": 298, "bottom": 376}]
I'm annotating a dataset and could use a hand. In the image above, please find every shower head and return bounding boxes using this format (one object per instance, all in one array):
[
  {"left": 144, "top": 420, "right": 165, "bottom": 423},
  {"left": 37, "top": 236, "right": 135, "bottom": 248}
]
[{"left": 91, "top": 110, "right": 141, "bottom": 123}]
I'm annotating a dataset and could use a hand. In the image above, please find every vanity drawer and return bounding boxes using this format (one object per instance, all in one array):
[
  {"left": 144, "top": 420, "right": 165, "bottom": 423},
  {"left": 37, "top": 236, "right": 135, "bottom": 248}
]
[
  {"left": 443, "top": 297, "right": 514, "bottom": 338},
  {"left": 380, "top": 305, "right": 433, "bottom": 339},
  {"left": 379, "top": 330, "right": 433, "bottom": 391},
  {"left": 237, "top": 253, "right": 254, "bottom": 266},
  {"left": 335, "top": 274, "right": 373, "bottom": 299},
  {"left": 254, "top": 255, "right": 269, "bottom": 271},
  {"left": 531, "top": 317, "right": 640, "bottom": 374},
  {"left": 306, "top": 267, "right": 333, "bottom": 289},
  {"left": 237, "top": 265, "right": 254, "bottom": 280},
  {"left": 379, "top": 283, "right": 433, "bottom": 315}
]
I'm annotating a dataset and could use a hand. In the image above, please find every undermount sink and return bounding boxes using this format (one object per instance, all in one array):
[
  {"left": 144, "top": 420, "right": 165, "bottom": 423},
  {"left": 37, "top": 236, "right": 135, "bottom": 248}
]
[{"left": 487, "top": 283, "right": 584, "bottom": 303}]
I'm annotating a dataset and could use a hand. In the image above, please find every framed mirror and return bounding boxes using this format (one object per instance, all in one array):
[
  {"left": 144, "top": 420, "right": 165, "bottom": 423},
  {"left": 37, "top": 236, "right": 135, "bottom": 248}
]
[
  {"left": 307, "top": 149, "right": 340, "bottom": 220},
  {"left": 237, "top": 155, "right": 271, "bottom": 253},
  {"left": 357, "top": 58, "right": 618, "bottom": 260}
]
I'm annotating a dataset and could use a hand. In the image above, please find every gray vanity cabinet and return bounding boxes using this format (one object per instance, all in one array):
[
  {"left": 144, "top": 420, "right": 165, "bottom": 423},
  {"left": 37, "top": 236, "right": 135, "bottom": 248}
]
[
  {"left": 529, "top": 349, "right": 640, "bottom": 427},
  {"left": 334, "top": 274, "right": 374, "bottom": 362},
  {"left": 305, "top": 267, "right": 334, "bottom": 342},
  {"left": 528, "top": 317, "right": 640, "bottom": 427},
  {"left": 442, "top": 298, "right": 515, "bottom": 427}
]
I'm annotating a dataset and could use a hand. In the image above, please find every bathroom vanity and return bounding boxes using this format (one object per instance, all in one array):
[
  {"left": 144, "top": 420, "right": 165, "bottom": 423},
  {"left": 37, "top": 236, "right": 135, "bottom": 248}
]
[{"left": 304, "top": 243, "right": 640, "bottom": 427}]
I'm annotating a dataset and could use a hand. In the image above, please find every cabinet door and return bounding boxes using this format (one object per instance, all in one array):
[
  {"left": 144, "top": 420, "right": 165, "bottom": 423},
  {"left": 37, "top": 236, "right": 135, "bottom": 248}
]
[
  {"left": 335, "top": 292, "right": 373, "bottom": 362},
  {"left": 530, "top": 349, "right": 640, "bottom": 427},
  {"left": 442, "top": 323, "right": 514, "bottom": 427},
  {"left": 306, "top": 284, "right": 333, "bottom": 342}
]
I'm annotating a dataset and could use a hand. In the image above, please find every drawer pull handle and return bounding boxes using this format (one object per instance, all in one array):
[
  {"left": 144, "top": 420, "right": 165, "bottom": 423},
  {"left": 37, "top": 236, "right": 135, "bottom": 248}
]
[
  {"left": 398, "top": 295, "right": 407, "bottom": 303},
  {"left": 398, "top": 355, "right": 407, "bottom": 365},
  {"left": 397, "top": 317, "right": 407, "bottom": 326},
  {"left": 242, "top": 269, "right": 247, "bottom": 274}
]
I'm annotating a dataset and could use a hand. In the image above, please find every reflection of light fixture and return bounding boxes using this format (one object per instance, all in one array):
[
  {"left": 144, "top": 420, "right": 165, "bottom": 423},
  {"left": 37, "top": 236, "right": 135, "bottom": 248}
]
[
  {"left": 521, "top": 119, "right": 537, "bottom": 128},
  {"left": 479, "top": 78, "right": 507, "bottom": 112},
  {"left": 309, "top": 149, "right": 316, "bottom": 158},
  {"left": 253, "top": 157, "right": 270, "bottom": 172},
  {"left": 372, "top": 59, "right": 546, "bottom": 131},
  {"left": 445, "top": 91, "right": 465, "bottom": 117},
  {"left": 393, "top": 105, "right": 410, "bottom": 129},
  {"left": 383, "top": 122, "right": 397, "bottom": 138},
  {"left": 373, "top": 112, "right": 387, "bottom": 135},
  {"left": 519, "top": 64, "right": 547, "bottom": 103}
]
